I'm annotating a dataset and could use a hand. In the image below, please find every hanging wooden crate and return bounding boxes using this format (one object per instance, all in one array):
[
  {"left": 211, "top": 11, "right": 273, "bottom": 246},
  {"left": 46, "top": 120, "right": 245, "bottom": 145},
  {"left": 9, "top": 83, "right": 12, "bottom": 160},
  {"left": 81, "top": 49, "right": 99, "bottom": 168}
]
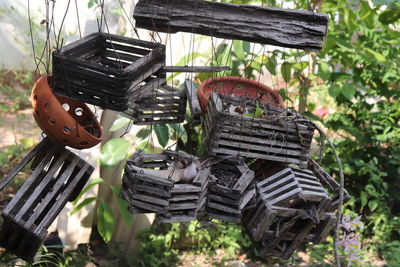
[
  {"left": 206, "top": 157, "right": 255, "bottom": 223},
  {"left": 203, "top": 92, "right": 315, "bottom": 167},
  {"left": 121, "top": 150, "right": 210, "bottom": 223},
  {"left": 134, "top": 0, "right": 329, "bottom": 51},
  {"left": 244, "top": 199, "right": 336, "bottom": 259},
  {"left": 0, "top": 138, "right": 93, "bottom": 261},
  {"left": 52, "top": 32, "right": 165, "bottom": 111},
  {"left": 124, "top": 81, "right": 187, "bottom": 125}
]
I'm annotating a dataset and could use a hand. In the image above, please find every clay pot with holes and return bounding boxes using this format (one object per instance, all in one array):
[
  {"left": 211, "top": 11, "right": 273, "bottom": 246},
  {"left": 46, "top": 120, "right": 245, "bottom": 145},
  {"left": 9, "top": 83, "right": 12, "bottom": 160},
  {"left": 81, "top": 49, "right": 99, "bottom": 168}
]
[
  {"left": 197, "top": 76, "right": 284, "bottom": 111},
  {"left": 31, "top": 76, "right": 103, "bottom": 149}
]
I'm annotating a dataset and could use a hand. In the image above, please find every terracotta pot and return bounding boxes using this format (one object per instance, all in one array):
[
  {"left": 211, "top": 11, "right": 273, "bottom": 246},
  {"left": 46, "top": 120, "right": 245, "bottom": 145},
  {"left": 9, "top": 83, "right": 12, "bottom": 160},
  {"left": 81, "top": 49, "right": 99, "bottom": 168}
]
[
  {"left": 197, "top": 76, "right": 284, "bottom": 111},
  {"left": 31, "top": 76, "right": 103, "bottom": 149}
]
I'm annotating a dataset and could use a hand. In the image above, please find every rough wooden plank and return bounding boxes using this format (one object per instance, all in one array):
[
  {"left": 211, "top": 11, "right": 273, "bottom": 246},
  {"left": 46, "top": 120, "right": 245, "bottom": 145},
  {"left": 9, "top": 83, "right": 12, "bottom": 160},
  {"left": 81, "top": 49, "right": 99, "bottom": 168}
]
[
  {"left": 134, "top": 0, "right": 328, "bottom": 51},
  {"left": 184, "top": 79, "right": 202, "bottom": 123},
  {"left": 164, "top": 66, "right": 230, "bottom": 73}
]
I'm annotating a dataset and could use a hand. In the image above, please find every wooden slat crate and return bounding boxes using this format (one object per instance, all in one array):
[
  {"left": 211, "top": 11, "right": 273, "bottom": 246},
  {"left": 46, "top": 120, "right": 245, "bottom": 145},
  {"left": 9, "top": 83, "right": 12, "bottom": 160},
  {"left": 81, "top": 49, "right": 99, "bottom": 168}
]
[
  {"left": 243, "top": 197, "right": 336, "bottom": 259},
  {"left": 206, "top": 157, "right": 255, "bottom": 223},
  {"left": 0, "top": 138, "right": 93, "bottom": 261},
  {"left": 124, "top": 81, "right": 187, "bottom": 125},
  {"left": 203, "top": 92, "right": 315, "bottom": 167},
  {"left": 52, "top": 32, "right": 165, "bottom": 111},
  {"left": 121, "top": 150, "right": 210, "bottom": 223}
]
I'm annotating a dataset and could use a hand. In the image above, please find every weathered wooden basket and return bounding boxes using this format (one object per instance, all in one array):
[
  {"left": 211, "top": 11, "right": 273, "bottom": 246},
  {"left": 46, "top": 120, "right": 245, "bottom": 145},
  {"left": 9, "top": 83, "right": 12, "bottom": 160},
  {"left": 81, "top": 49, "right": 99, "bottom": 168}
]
[
  {"left": 0, "top": 138, "right": 93, "bottom": 261},
  {"left": 124, "top": 81, "right": 187, "bottom": 125},
  {"left": 52, "top": 32, "right": 165, "bottom": 111},
  {"left": 203, "top": 92, "right": 315, "bottom": 167},
  {"left": 206, "top": 157, "right": 255, "bottom": 223},
  {"left": 241, "top": 158, "right": 349, "bottom": 259},
  {"left": 121, "top": 150, "right": 210, "bottom": 223},
  {"left": 244, "top": 200, "right": 336, "bottom": 259}
]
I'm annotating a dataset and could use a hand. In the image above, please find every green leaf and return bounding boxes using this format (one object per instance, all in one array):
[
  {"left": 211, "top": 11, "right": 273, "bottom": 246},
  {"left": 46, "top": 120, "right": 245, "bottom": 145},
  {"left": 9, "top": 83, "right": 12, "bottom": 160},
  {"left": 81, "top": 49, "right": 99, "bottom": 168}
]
[
  {"left": 328, "top": 84, "right": 341, "bottom": 98},
  {"left": 318, "top": 62, "right": 330, "bottom": 81},
  {"left": 379, "top": 8, "right": 400, "bottom": 24},
  {"left": 265, "top": 55, "right": 277, "bottom": 75},
  {"left": 372, "top": 0, "right": 399, "bottom": 6},
  {"left": 360, "top": 192, "right": 368, "bottom": 207},
  {"left": 111, "top": 185, "right": 132, "bottom": 226},
  {"left": 71, "top": 197, "right": 97, "bottom": 216},
  {"left": 72, "top": 178, "right": 105, "bottom": 205},
  {"left": 341, "top": 83, "right": 356, "bottom": 101},
  {"left": 281, "top": 62, "right": 291, "bottom": 83},
  {"left": 368, "top": 200, "right": 378, "bottom": 211},
  {"left": 97, "top": 201, "right": 115, "bottom": 243},
  {"left": 363, "top": 48, "right": 386, "bottom": 63},
  {"left": 100, "top": 138, "right": 130, "bottom": 168},
  {"left": 168, "top": 124, "right": 187, "bottom": 143},
  {"left": 110, "top": 117, "right": 131, "bottom": 132},
  {"left": 255, "top": 102, "right": 263, "bottom": 118},
  {"left": 136, "top": 128, "right": 151, "bottom": 140},
  {"left": 154, "top": 125, "right": 169, "bottom": 147},
  {"left": 233, "top": 40, "right": 245, "bottom": 60}
]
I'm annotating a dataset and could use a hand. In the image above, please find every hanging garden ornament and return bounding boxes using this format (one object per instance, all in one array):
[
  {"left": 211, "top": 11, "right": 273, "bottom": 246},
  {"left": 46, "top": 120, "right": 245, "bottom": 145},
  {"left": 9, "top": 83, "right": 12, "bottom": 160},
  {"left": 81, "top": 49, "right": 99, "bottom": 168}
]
[
  {"left": 0, "top": 138, "right": 94, "bottom": 261},
  {"left": 52, "top": 32, "right": 166, "bottom": 112},
  {"left": 31, "top": 76, "right": 103, "bottom": 149},
  {"left": 197, "top": 76, "right": 284, "bottom": 111},
  {"left": 121, "top": 150, "right": 210, "bottom": 223}
]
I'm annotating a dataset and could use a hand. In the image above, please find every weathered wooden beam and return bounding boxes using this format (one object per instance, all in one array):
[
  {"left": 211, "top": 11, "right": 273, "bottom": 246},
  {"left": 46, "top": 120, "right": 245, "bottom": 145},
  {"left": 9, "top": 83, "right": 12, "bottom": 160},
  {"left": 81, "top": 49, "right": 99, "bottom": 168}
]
[
  {"left": 163, "top": 66, "right": 230, "bottom": 73},
  {"left": 133, "top": 0, "right": 329, "bottom": 51}
]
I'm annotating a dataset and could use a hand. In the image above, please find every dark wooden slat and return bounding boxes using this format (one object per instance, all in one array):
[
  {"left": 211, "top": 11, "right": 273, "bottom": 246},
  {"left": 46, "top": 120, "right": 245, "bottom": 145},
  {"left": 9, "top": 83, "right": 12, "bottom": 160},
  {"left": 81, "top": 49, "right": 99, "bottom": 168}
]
[
  {"left": 163, "top": 66, "right": 230, "bottom": 73},
  {"left": 134, "top": 0, "right": 328, "bottom": 51}
]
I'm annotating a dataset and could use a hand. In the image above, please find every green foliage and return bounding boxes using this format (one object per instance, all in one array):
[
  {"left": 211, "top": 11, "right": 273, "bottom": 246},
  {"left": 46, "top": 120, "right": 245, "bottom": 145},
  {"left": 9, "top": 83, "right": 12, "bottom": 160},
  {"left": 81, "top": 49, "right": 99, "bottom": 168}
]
[
  {"left": 315, "top": 0, "right": 400, "bottom": 263},
  {"left": 135, "top": 221, "right": 251, "bottom": 266},
  {"left": 99, "top": 138, "right": 130, "bottom": 167}
]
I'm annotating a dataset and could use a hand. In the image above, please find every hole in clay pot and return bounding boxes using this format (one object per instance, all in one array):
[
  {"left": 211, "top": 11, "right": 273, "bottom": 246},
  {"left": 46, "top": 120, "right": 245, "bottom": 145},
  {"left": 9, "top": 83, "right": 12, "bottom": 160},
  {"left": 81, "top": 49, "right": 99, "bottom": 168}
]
[
  {"left": 75, "top": 107, "right": 83, "bottom": 116},
  {"left": 63, "top": 139, "right": 68, "bottom": 143},
  {"left": 63, "top": 126, "right": 71, "bottom": 134},
  {"left": 49, "top": 119, "right": 56, "bottom": 125},
  {"left": 44, "top": 103, "right": 50, "bottom": 112},
  {"left": 33, "top": 95, "right": 38, "bottom": 102},
  {"left": 62, "top": 103, "right": 70, "bottom": 111},
  {"left": 80, "top": 141, "right": 88, "bottom": 145}
]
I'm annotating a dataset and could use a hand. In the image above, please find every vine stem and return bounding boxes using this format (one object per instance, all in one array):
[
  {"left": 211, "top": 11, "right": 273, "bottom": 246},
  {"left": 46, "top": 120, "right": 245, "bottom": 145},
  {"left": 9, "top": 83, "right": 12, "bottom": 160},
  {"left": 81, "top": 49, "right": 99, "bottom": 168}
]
[{"left": 315, "top": 124, "right": 344, "bottom": 267}]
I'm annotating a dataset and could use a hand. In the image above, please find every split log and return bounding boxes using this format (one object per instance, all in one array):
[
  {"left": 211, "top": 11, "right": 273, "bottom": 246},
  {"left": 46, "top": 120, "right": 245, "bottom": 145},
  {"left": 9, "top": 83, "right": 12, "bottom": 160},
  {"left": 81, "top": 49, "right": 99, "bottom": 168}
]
[{"left": 133, "top": 0, "right": 329, "bottom": 51}]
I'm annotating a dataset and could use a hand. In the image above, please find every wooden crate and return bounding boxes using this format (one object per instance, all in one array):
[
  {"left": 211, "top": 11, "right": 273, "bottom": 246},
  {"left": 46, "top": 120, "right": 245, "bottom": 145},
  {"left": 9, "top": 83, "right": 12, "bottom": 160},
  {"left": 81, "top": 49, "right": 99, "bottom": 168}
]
[
  {"left": 52, "top": 32, "right": 165, "bottom": 111},
  {"left": 206, "top": 158, "right": 255, "bottom": 223},
  {"left": 124, "top": 82, "right": 187, "bottom": 125},
  {"left": 0, "top": 138, "right": 93, "bottom": 261},
  {"left": 203, "top": 92, "right": 315, "bottom": 167},
  {"left": 121, "top": 150, "right": 210, "bottom": 223},
  {"left": 243, "top": 197, "right": 336, "bottom": 260}
]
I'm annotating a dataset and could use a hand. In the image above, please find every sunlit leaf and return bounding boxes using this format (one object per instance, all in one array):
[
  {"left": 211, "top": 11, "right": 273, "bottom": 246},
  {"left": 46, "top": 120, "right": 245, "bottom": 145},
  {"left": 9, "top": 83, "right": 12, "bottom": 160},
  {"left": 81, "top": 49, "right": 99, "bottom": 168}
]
[
  {"left": 110, "top": 117, "right": 131, "bottom": 132},
  {"left": 97, "top": 201, "right": 115, "bottom": 243},
  {"left": 72, "top": 178, "right": 105, "bottom": 205},
  {"left": 71, "top": 197, "right": 97, "bottom": 216},
  {"left": 100, "top": 138, "right": 130, "bottom": 167}
]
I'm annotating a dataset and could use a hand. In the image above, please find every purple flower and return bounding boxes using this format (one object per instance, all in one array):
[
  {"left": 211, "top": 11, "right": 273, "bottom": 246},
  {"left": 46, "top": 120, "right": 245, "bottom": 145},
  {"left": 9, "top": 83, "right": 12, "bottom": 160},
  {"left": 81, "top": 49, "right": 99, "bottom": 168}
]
[{"left": 341, "top": 214, "right": 364, "bottom": 232}]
